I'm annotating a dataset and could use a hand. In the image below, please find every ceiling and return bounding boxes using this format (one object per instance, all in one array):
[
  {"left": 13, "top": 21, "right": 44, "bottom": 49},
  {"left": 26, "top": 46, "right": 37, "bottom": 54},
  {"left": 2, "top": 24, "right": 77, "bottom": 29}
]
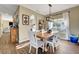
[
  {"left": 0, "top": 4, "right": 78, "bottom": 16},
  {"left": 0, "top": 4, "right": 18, "bottom": 16},
  {"left": 22, "top": 4, "right": 79, "bottom": 15}
]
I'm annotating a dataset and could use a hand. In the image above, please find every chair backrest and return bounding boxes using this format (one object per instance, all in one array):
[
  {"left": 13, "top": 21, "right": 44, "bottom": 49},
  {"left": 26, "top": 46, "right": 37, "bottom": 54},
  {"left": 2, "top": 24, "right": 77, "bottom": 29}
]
[
  {"left": 48, "top": 35, "right": 54, "bottom": 41},
  {"left": 53, "top": 31, "right": 61, "bottom": 43},
  {"left": 28, "top": 29, "right": 37, "bottom": 45}
]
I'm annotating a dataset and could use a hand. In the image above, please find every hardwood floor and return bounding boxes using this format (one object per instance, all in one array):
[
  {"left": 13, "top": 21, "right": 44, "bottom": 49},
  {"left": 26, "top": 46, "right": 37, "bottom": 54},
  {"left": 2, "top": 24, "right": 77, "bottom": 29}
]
[
  {"left": 17, "top": 40, "right": 79, "bottom": 54},
  {"left": 1, "top": 32, "right": 79, "bottom": 54},
  {"left": 55, "top": 40, "right": 79, "bottom": 54},
  {"left": 0, "top": 32, "right": 16, "bottom": 54}
]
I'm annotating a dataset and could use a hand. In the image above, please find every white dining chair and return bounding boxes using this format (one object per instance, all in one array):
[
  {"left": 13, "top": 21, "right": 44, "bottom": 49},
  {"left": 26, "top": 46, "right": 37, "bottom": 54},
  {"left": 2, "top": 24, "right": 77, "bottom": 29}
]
[
  {"left": 46, "top": 32, "right": 60, "bottom": 53},
  {"left": 28, "top": 29, "right": 44, "bottom": 54},
  {"left": 46, "top": 35, "right": 55, "bottom": 53}
]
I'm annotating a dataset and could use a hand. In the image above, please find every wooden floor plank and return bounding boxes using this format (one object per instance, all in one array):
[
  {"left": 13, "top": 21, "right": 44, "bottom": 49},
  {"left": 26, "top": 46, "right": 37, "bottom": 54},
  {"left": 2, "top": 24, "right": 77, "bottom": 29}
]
[{"left": 1, "top": 32, "right": 79, "bottom": 54}]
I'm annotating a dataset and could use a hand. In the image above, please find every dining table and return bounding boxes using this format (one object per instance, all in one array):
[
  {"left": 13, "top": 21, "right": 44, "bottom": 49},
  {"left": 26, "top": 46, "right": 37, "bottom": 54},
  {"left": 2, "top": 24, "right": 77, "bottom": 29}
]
[
  {"left": 36, "top": 30, "right": 59, "bottom": 53},
  {"left": 36, "top": 30, "right": 59, "bottom": 40}
]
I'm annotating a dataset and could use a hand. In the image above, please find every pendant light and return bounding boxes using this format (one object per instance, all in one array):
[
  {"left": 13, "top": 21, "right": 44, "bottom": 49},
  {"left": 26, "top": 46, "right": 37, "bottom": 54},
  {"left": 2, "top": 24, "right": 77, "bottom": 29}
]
[{"left": 46, "top": 4, "right": 52, "bottom": 21}]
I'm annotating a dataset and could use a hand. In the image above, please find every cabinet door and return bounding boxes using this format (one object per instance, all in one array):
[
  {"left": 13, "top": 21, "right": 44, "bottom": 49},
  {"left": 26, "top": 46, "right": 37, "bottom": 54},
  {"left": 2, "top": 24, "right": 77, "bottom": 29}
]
[{"left": 11, "top": 28, "right": 16, "bottom": 43}]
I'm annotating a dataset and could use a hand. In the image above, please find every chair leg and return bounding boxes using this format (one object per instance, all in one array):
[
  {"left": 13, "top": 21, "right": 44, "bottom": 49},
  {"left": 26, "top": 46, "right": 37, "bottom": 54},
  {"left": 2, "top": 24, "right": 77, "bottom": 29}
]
[
  {"left": 42, "top": 44, "right": 44, "bottom": 52},
  {"left": 36, "top": 48, "right": 38, "bottom": 54},
  {"left": 52, "top": 44, "right": 54, "bottom": 53},
  {"left": 29, "top": 45, "right": 31, "bottom": 53},
  {"left": 48, "top": 44, "right": 51, "bottom": 53}
]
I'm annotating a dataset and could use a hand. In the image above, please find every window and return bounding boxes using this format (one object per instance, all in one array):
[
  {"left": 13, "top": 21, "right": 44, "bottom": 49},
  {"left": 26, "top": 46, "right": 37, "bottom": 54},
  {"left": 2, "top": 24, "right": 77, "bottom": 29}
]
[
  {"left": 48, "top": 18, "right": 66, "bottom": 31},
  {"left": 2, "top": 14, "right": 13, "bottom": 22},
  {"left": 48, "top": 21, "right": 53, "bottom": 29}
]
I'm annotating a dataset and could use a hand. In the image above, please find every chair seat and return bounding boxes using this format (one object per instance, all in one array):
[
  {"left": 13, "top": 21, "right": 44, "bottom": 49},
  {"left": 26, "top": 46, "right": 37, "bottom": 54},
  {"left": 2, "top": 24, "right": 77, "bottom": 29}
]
[
  {"left": 30, "top": 40, "right": 44, "bottom": 48},
  {"left": 37, "top": 40, "right": 44, "bottom": 47},
  {"left": 46, "top": 36, "right": 54, "bottom": 42},
  {"left": 47, "top": 39, "right": 53, "bottom": 42},
  {"left": 46, "top": 40, "right": 54, "bottom": 45}
]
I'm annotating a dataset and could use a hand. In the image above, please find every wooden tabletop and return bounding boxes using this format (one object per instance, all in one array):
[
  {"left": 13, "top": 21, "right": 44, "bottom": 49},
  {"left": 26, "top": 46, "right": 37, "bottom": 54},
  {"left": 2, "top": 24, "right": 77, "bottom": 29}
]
[{"left": 36, "top": 31, "right": 54, "bottom": 40}]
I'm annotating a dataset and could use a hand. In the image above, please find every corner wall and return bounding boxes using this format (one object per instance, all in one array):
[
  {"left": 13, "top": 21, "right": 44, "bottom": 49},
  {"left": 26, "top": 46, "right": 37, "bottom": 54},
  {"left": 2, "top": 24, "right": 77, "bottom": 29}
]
[
  {"left": 69, "top": 6, "right": 79, "bottom": 35},
  {"left": 18, "top": 6, "right": 45, "bottom": 43}
]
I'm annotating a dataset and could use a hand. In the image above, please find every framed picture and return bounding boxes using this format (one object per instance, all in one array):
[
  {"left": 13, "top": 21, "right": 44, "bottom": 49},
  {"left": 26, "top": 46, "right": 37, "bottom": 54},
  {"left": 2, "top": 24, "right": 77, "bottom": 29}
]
[
  {"left": 38, "top": 20, "right": 44, "bottom": 30},
  {"left": 22, "top": 14, "right": 29, "bottom": 25}
]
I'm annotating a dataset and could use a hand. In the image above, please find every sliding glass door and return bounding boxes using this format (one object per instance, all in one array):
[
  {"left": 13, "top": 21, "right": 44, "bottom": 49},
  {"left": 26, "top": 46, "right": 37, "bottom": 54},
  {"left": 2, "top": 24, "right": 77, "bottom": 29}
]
[{"left": 47, "top": 17, "right": 69, "bottom": 40}]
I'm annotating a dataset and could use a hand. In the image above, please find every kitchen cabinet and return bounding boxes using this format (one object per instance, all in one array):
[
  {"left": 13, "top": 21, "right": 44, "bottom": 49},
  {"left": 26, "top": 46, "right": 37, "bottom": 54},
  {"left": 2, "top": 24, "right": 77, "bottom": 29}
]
[{"left": 10, "top": 28, "right": 17, "bottom": 43}]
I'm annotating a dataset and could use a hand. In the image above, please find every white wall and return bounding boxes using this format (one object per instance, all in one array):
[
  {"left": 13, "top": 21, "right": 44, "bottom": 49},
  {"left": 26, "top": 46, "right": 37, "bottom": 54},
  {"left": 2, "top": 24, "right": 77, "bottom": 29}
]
[
  {"left": 0, "top": 15, "right": 3, "bottom": 37},
  {"left": 2, "top": 20, "right": 10, "bottom": 33},
  {"left": 0, "top": 15, "right": 1, "bottom": 37},
  {"left": 69, "top": 6, "right": 79, "bottom": 35},
  {"left": 18, "top": 6, "right": 45, "bottom": 43}
]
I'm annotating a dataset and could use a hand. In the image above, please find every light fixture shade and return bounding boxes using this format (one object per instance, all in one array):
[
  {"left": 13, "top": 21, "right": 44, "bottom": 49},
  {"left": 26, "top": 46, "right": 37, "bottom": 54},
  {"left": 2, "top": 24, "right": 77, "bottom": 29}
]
[{"left": 49, "top": 4, "right": 52, "bottom": 7}]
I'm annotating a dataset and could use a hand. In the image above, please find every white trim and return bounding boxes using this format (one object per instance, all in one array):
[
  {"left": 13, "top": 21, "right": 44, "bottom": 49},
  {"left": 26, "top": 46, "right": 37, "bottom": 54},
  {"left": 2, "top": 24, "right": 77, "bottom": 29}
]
[{"left": 16, "top": 42, "right": 29, "bottom": 49}]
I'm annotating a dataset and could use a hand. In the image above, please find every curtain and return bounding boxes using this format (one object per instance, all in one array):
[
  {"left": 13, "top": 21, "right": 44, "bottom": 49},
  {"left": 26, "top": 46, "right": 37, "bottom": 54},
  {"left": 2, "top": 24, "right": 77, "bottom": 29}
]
[{"left": 63, "top": 12, "right": 70, "bottom": 40}]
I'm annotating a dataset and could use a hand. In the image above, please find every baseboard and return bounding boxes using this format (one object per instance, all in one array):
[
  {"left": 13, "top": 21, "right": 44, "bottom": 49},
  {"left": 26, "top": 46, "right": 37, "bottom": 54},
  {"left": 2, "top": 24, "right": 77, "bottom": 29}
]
[
  {"left": 16, "top": 40, "right": 30, "bottom": 49},
  {"left": 17, "top": 40, "right": 29, "bottom": 45}
]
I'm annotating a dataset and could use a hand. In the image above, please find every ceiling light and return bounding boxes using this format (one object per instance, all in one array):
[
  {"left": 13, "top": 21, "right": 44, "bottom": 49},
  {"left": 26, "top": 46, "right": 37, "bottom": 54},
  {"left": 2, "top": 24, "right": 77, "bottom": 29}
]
[{"left": 46, "top": 4, "right": 52, "bottom": 21}]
